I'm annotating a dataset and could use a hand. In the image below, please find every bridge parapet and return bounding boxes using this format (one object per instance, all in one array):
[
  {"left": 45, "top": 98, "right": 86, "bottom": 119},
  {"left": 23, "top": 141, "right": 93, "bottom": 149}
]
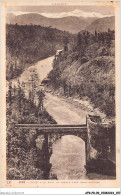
[{"left": 14, "top": 123, "right": 87, "bottom": 140}]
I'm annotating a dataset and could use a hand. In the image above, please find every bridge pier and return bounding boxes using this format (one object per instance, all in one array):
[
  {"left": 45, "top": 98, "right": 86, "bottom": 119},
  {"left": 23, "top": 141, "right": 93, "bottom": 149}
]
[
  {"left": 86, "top": 115, "right": 116, "bottom": 176},
  {"left": 42, "top": 133, "right": 52, "bottom": 179},
  {"left": 35, "top": 133, "right": 52, "bottom": 179}
]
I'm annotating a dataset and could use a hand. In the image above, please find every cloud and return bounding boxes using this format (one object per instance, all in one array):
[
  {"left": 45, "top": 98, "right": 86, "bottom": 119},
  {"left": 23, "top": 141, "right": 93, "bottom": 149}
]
[
  {"left": 40, "top": 9, "right": 113, "bottom": 18},
  {"left": 9, "top": 9, "right": 114, "bottom": 18},
  {"left": 10, "top": 11, "right": 33, "bottom": 16}
]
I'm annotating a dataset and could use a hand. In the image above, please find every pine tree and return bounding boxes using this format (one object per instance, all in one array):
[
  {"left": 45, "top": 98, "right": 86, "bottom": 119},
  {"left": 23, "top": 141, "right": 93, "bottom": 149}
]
[
  {"left": 77, "top": 33, "right": 82, "bottom": 48},
  {"left": 63, "top": 37, "right": 68, "bottom": 52},
  {"left": 8, "top": 81, "right": 12, "bottom": 107},
  {"left": 37, "top": 90, "right": 45, "bottom": 111},
  {"left": 17, "top": 79, "right": 22, "bottom": 113}
]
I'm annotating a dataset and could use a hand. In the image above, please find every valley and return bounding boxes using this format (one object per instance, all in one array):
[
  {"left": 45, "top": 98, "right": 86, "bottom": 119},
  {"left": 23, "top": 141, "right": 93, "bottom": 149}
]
[{"left": 6, "top": 6, "right": 116, "bottom": 181}]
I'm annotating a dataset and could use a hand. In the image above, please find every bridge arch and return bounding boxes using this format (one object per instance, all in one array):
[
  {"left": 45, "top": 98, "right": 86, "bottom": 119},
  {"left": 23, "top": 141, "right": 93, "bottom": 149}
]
[
  {"left": 49, "top": 135, "right": 86, "bottom": 179},
  {"left": 47, "top": 130, "right": 87, "bottom": 159}
]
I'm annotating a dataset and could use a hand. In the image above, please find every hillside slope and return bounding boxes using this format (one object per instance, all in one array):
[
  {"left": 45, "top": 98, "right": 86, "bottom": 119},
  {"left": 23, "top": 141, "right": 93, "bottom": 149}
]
[
  {"left": 6, "top": 24, "right": 73, "bottom": 80},
  {"left": 86, "top": 16, "right": 115, "bottom": 33},
  {"left": 48, "top": 30, "right": 115, "bottom": 118}
]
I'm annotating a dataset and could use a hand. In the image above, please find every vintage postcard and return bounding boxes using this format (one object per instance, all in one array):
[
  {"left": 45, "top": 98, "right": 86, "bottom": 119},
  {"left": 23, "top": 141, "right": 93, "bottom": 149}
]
[{"left": 1, "top": 1, "right": 120, "bottom": 188}]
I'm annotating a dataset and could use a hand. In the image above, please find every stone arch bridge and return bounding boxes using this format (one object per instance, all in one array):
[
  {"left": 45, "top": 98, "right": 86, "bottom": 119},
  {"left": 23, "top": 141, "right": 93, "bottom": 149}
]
[
  {"left": 15, "top": 123, "right": 87, "bottom": 155},
  {"left": 13, "top": 115, "right": 115, "bottom": 178}
]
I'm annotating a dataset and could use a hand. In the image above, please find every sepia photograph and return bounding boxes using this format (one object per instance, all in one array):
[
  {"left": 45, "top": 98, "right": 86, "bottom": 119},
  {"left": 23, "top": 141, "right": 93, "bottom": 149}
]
[{"left": 1, "top": 1, "right": 120, "bottom": 188}]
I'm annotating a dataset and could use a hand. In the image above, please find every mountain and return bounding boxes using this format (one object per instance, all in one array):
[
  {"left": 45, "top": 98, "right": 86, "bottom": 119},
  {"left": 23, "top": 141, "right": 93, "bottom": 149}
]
[
  {"left": 7, "top": 13, "right": 115, "bottom": 34},
  {"left": 6, "top": 13, "right": 95, "bottom": 34},
  {"left": 83, "top": 17, "right": 98, "bottom": 24},
  {"left": 6, "top": 13, "right": 15, "bottom": 22},
  {"left": 86, "top": 16, "right": 115, "bottom": 33},
  {"left": 12, "top": 9, "right": 113, "bottom": 19}
]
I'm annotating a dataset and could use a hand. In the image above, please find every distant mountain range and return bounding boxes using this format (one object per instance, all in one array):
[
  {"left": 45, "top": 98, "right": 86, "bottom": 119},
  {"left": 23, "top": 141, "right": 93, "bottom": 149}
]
[
  {"left": 6, "top": 13, "right": 115, "bottom": 34},
  {"left": 86, "top": 16, "right": 115, "bottom": 33}
]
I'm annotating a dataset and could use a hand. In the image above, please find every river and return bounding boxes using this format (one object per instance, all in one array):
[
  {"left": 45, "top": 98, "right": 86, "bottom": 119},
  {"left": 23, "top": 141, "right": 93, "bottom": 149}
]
[
  {"left": 34, "top": 52, "right": 87, "bottom": 179},
  {"left": 8, "top": 51, "right": 115, "bottom": 180},
  {"left": 44, "top": 93, "right": 86, "bottom": 125},
  {"left": 8, "top": 51, "right": 87, "bottom": 179}
]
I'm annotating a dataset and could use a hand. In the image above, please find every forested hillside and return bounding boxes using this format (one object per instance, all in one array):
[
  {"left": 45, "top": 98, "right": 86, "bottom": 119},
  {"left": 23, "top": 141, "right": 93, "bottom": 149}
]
[
  {"left": 6, "top": 24, "right": 73, "bottom": 80},
  {"left": 48, "top": 29, "right": 115, "bottom": 118}
]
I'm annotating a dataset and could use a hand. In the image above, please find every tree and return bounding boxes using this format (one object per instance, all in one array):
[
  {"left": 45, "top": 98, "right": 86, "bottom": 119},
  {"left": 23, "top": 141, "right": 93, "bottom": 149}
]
[
  {"left": 10, "top": 64, "right": 14, "bottom": 79},
  {"left": 94, "top": 30, "right": 97, "bottom": 42},
  {"left": 8, "top": 81, "right": 12, "bottom": 107},
  {"left": 68, "top": 83, "right": 72, "bottom": 97},
  {"left": 63, "top": 37, "right": 69, "bottom": 52},
  {"left": 95, "top": 30, "right": 97, "bottom": 37},
  {"left": 29, "top": 90, "right": 32, "bottom": 103},
  {"left": 77, "top": 32, "right": 82, "bottom": 48},
  {"left": 63, "top": 80, "right": 67, "bottom": 95},
  {"left": 37, "top": 90, "right": 45, "bottom": 111},
  {"left": 13, "top": 85, "right": 17, "bottom": 97},
  {"left": 17, "top": 79, "right": 24, "bottom": 113}
]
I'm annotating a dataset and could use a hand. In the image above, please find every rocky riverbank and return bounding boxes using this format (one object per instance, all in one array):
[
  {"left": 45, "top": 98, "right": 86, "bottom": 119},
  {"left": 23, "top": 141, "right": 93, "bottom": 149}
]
[{"left": 44, "top": 85, "right": 115, "bottom": 125}]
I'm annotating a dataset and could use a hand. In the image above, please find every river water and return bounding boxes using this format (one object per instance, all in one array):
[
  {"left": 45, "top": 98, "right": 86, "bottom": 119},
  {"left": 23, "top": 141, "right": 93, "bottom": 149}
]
[
  {"left": 35, "top": 52, "right": 87, "bottom": 179},
  {"left": 8, "top": 51, "right": 88, "bottom": 179},
  {"left": 49, "top": 135, "right": 86, "bottom": 180}
]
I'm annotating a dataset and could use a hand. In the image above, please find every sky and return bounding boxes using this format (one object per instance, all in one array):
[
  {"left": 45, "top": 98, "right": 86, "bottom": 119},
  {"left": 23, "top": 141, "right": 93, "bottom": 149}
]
[{"left": 7, "top": 5, "right": 115, "bottom": 18}]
